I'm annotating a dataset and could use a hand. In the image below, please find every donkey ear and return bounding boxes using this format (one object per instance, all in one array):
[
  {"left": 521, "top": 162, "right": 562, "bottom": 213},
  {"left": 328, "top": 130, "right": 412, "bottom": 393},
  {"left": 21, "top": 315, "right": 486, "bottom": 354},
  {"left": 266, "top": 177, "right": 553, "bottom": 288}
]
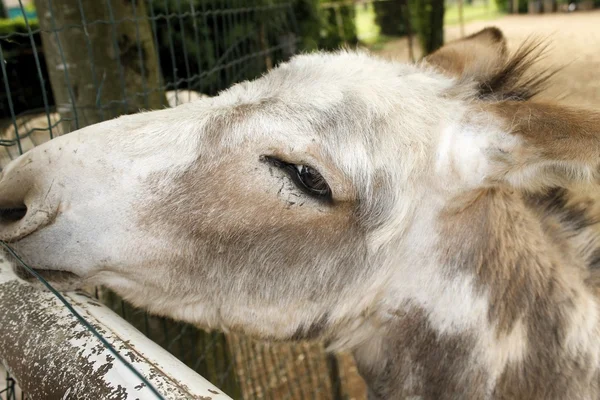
[
  {"left": 467, "top": 101, "right": 600, "bottom": 190},
  {"left": 425, "top": 27, "right": 508, "bottom": 82}
]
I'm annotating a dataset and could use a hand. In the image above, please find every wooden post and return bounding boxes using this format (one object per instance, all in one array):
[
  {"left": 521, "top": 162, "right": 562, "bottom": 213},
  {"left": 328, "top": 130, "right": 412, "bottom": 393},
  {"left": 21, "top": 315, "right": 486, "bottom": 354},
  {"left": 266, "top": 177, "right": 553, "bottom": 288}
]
[
  {"left": 0, "top": 261, "right": 230, "bottom": 400},
  {"left": 428, "top": 0, "right": 445, "bottom": 54},
  {"left": 512, "top": 0, "right": 520, "bottom": 13},
  {"left": 403, "top": 0, "right": 415, "bottom": 62},
  {"left": 528, "top": 0, "right": 542, "bottom": 13},
  {"left": 259, "top": 22, "right": 274, "bottom": 70},
  {"left": 334, "top": 4, "right": 346, "bottom": 45},
  {"left": 458, "top": 0, "right": 465, "bottom": 37},
  {"left": 542, "top": 0, "right": 555, "bottom": 12},
  {"left": 33, "top": 0, "right": 167, "bottom": 133}
]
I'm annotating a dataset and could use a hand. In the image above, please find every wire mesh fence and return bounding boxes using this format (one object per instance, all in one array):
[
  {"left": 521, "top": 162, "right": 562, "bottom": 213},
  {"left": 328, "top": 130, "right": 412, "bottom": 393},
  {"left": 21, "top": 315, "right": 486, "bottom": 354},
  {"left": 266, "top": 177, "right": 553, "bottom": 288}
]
[{"left": 0, "top": 368, "right": 28, "bottom": 400}]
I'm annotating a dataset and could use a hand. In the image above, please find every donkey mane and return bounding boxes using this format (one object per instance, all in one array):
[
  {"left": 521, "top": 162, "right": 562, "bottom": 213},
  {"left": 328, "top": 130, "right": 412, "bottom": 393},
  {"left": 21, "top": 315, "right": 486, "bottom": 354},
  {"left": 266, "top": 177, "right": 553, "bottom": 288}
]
[
  {"left": 476, "top": 37, "right": 561, "bottom": 101},
  {"left": 526, "top": 187, "right": 600, "bottom": 272},
  {"left": 437, "top": 29, "right": 600, "bottom": 278},
  {"left": 473, "top": 33, "right": 600, "bottom": 279}
]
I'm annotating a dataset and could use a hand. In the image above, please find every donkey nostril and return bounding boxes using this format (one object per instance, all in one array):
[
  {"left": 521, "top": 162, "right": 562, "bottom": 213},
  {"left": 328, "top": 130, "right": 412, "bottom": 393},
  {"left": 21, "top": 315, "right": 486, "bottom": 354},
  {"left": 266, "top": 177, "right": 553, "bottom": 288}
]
[{"left": 0, "top": 205, "right": 27, "bottom": 222}]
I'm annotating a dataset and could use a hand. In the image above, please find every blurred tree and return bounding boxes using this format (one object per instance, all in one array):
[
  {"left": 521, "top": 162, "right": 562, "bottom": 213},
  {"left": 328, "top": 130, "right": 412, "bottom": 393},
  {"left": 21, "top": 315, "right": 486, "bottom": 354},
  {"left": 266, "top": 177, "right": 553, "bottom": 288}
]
[
  {"left": 33, "top": 0, "right": 166, "bottom": 131},
  {"left": 496, "top": 0, "right": 528, "bottom": 12},
  {"left": 411, "top": 0, "right": 445, "bottom": 54},
  {"left": 150, "top": 0, "right": 318, "bottom": 96},
  {"left": 319, "top": 0, "right": 359, "bottom": 48},
  {"left": 373, "top": 0, "right": 408, "bottom": 36},
  {"left": 294, "top": 0, "right": 323, "bottom": 51}
]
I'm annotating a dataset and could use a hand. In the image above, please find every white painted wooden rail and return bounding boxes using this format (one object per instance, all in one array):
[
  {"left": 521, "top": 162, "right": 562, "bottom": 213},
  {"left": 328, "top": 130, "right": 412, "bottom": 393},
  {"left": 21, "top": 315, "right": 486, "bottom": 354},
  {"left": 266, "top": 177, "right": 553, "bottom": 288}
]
[{"left": 0, "top": 259, "right": 232, "bottom": 400}]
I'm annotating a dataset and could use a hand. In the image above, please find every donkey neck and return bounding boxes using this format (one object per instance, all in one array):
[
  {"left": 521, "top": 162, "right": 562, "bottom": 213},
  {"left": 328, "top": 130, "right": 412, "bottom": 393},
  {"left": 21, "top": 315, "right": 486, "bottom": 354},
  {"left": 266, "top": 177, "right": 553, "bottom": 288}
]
[{"left": 355, "top": 187, "right": 600, "bottom": 400}]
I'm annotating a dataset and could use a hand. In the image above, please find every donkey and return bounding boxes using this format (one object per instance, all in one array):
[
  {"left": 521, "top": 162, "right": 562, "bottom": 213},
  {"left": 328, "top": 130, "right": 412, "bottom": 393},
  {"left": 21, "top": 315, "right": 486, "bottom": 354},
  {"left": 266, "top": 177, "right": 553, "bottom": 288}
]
[{"left": 1, "top": 27, "right": 600, "bottom": 399}]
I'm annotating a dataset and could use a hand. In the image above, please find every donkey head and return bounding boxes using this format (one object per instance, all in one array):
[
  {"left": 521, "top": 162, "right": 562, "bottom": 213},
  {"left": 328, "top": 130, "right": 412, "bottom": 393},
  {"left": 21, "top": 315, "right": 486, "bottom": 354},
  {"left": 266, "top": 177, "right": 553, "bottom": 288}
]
[{"left": 1, "top": 27, "right": 598, "bottom": 351}]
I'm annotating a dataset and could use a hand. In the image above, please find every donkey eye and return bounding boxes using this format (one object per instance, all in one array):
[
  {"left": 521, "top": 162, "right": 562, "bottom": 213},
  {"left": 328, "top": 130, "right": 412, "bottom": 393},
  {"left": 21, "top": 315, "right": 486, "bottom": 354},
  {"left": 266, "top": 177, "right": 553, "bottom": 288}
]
[
  {"left": 261, "top": 156, "right": 332, "bottom": 200},
  {"left": 295, "top": 165, "right": 330, "bottom": 196}
]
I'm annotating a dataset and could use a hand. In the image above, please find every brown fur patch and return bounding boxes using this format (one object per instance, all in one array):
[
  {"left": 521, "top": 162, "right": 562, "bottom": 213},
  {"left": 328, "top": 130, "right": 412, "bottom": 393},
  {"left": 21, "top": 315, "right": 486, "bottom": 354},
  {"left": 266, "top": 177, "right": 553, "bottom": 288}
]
[
  {"left": 486, "top": 101, "right": 600, "bottom": 167},
  {"left": 290, "top": 313, "right": 330, "bottom": 341},
  {"left": 437, "top": 188, "right": 599, "bottom": 399},
  {"left": 427, "top": 27, "right": 561, "bottom": 102},
  {"left": 355, "top": 306, "right": 487, "bottom": 400},
  {"left": 525, "top": 187, "right": 598, "bottom": 234},
  {"left": 440, "top": 189, "right": 561, "bottom": 334},
  {"left": 525, "top": 186, "right": 600, "bottom": 293},
  {"left": 422, "top": 35, "right": 600, "bottom": 396}
]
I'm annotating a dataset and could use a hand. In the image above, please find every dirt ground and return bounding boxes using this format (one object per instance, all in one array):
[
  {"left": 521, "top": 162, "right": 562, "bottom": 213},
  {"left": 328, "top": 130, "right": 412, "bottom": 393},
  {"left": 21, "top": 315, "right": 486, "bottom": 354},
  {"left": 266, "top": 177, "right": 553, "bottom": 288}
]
[{"left": 376, "top": 9, "right": 600, "bottom": 108}]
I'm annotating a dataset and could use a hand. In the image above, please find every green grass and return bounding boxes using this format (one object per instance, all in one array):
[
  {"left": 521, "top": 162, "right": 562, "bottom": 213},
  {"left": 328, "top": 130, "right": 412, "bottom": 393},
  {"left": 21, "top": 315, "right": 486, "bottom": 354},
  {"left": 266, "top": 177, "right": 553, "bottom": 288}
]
[
  {"left": 445, "top": 1, "right": 501, "bottom": 26},
  {"left": 0, "top": 17, "right": 39, "bottom": 35},
  {"left": 355, "top": 3, "right": 381, "bottom": 45}
]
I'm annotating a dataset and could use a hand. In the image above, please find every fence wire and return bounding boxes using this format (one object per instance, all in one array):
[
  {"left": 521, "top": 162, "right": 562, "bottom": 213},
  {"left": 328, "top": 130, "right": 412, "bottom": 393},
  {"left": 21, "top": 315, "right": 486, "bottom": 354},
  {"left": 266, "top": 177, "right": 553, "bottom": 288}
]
[{"left": 0, "top": 368, "right": 28, "bottom": 400}]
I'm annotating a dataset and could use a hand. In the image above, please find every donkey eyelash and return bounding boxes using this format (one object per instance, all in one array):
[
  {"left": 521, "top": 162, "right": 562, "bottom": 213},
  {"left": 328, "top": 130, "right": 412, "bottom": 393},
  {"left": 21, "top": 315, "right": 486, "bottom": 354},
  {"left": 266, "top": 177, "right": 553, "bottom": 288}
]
[{"left": 260, "top": 155, "right": 333, "bottom": 202}]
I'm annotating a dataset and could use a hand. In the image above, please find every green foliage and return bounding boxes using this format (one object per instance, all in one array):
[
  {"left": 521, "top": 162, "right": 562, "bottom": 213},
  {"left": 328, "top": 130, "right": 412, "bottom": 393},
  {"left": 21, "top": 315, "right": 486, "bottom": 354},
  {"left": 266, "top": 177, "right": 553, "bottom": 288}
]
[
  {"left": 494, "top": 0, "right": 528, "bottom": 13},
  {"left": 148, "top": 0, "right": 354, "bottom": 96},
  {"left": 445, "top": 0, "right": 500, "bottom": 25},
  {"left": 0, "top": 16, "right": 39, "bottom": 35},
  {"left": 293, "top": 0, "right": 358, "bottom": 51},
  {"left": 373, "top": 0, "right": 409, "bottom": 37},
  {"left": 318, "top": 0, "right": 359, "bottom": 49},
  {"left": 371, "top": 0, "right": 451, "bottom": 55},
  {"left": 293, "top": 0, "right": 322, "bottom": 51},
  {"left": 0, "top": 17, "right": 52, "bottom": 119},
  {"left": 149, "top": 0, "right": 300, "bottom": 96}
]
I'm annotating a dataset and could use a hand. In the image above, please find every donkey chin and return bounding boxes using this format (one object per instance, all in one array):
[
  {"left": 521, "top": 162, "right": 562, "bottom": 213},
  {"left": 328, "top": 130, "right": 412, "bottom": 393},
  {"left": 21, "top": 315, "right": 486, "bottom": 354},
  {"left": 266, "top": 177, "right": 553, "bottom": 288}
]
[{"left": 12, "top": 264, "right": 83, "bottom": 291}]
